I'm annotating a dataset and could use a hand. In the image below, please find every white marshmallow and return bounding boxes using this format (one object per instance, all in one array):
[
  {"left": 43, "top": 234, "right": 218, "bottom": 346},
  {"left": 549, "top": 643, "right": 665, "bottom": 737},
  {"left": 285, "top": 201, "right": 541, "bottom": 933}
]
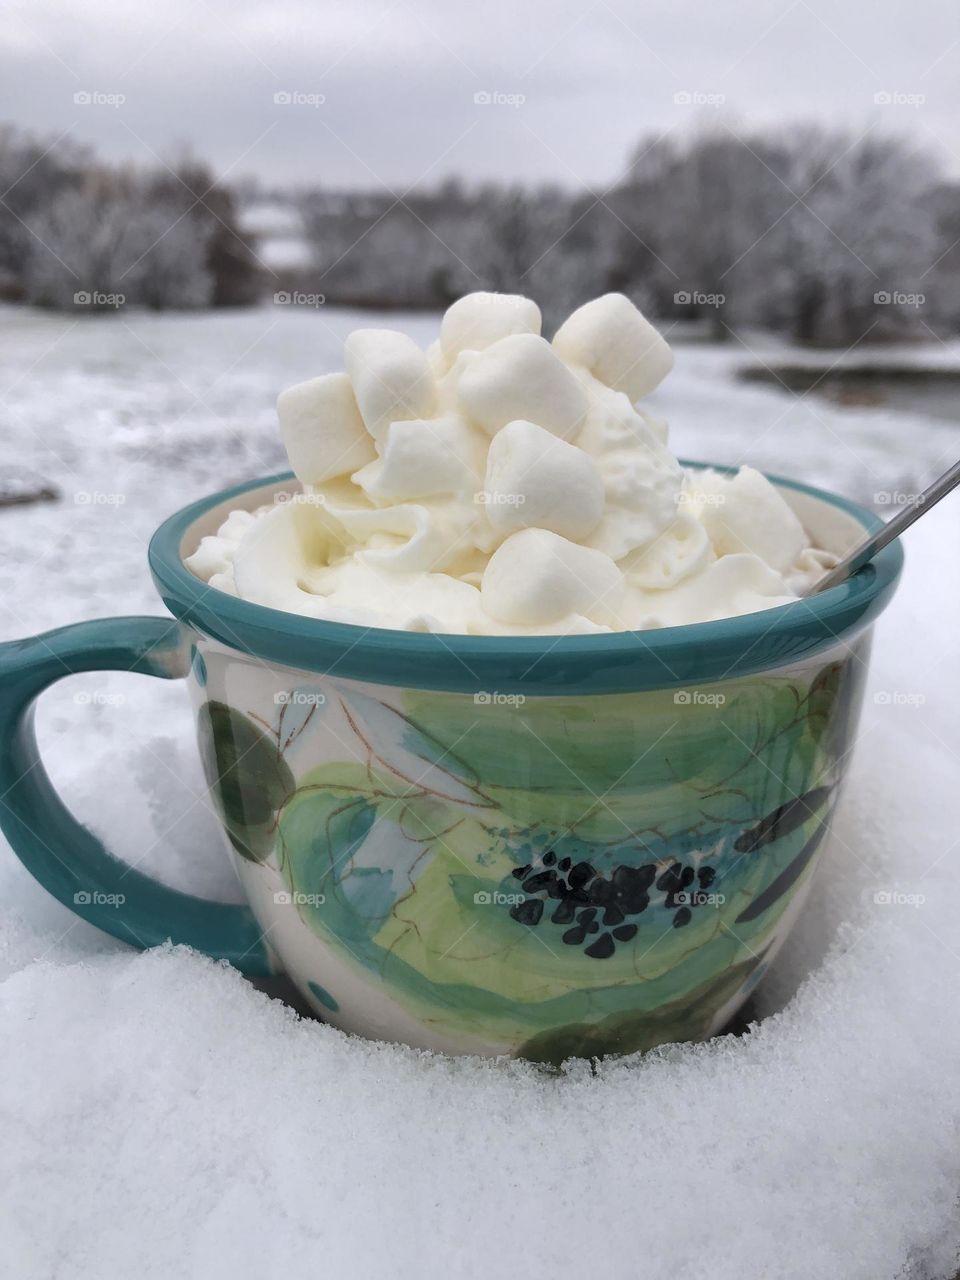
[
  {"left": 624, "top": 514, "right": 713, "bottom": 589},
  {"left": 277, "top": 373, "right": 375, "bottom": 485},
  {"left": 457, "top": 334, "right": 588, "bottom": 439},
  {"left": 440, "top": 292, "right": 541, "bottom": 360},
  {"left": 343, "top": 329, "right": 436, "bottom": 442},
  {"left": 481, "top": 528, "right": 624, "bottom": 627},
  {"left": 353, "top": 417, "right": 483, "bottom": 502},
  {"left": 483, "top": 419, "right": 604, "bottom": 541},
  {"left": 698, "top": 466, "right": 807, "bottom": 574},
  {"left": 434, "top": 349, "right": 479, "bottom": 415},
  {"left": 553, "top": 293, "right": 673, "bottom": 402}
]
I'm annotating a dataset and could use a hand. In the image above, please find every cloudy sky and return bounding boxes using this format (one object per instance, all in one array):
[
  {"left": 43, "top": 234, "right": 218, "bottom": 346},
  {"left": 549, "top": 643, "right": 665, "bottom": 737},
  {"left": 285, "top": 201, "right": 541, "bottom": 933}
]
[{"left": 2, "top": 0, "right": 958, "bottom": 189}]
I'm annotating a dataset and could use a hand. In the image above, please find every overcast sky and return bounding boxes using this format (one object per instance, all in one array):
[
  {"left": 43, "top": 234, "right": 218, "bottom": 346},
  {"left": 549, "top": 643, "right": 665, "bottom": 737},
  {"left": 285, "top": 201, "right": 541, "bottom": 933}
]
[{"left": 2, "top": 0, "right": 958, "bottom": 190}]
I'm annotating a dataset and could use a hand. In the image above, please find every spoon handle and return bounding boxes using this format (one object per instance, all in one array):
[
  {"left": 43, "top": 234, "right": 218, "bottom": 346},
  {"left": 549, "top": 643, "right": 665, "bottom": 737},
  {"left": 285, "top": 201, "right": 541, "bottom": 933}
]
[{"left": 812, "top": 457, "right": 960, "bottom": 594}]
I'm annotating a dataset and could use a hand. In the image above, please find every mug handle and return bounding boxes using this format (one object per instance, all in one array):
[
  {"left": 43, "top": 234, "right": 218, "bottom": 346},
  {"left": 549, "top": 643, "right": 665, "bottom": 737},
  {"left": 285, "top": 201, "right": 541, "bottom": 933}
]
[{"left": 0, "top": 616, "right": 271, "bottom": 975}]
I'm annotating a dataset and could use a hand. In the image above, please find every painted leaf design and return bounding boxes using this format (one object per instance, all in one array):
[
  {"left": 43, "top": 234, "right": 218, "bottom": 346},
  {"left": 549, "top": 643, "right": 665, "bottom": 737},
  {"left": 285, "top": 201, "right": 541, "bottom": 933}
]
[
  {"left": 196, "top": 701, "right": 295, "bottom": 862},
  {"left": 733, "top": 785, "right": 833, "bottom": 853},
  {"left": 735, "top": 821, "right": 832, "bottom": 924},
  {"left": 276, "top": 686, "right": 327, "bottom": 751},
  {"left": 517, "top": 951, "right": 768, "bottom": 1066},
  {"left": 342, "top": 690, "right": 490, "bottom": 806}
]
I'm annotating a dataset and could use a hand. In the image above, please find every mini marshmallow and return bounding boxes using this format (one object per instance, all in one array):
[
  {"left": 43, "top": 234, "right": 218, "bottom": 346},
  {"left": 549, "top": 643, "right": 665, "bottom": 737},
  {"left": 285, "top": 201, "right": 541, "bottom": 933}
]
[
  {"left": 624, "top": 514, "right": 713, "bottom": 589},
  {"left": 553, "top": 293, "right": 673, "bottom": 403},
  {"left": 344, "top": 329, "right": 436, "bottom": 442},
  {"left": 481, "top": 528, "right": 624, "bottom": 627},
  {"left": 440, "top": 292, "right": 541, "bottom": 360},
  {"left": 277, "top": 373, "right": 376, "bottom": 485},
  {"left": 698, "top": 466, "right": 807, "bottom": 574},
  {"left": 483, "top": 419, "right": 604, "bottom": 541},
  {"left": 353, "top": 417, "right": 483, "bottom": 502},
  {"left": 457, "top": 334, "right": 588, "bottom": 439}
]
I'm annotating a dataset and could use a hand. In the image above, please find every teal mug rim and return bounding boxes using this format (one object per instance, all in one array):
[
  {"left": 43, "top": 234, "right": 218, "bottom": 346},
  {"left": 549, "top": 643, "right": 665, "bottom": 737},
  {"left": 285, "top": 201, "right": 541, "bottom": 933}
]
[{"left": 148, "top": 463, "right": 903, "bottom": 695}]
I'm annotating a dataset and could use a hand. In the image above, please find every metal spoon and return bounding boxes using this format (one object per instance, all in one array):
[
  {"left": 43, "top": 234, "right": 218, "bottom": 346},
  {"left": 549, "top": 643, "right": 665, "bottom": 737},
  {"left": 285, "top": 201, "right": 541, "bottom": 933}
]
[{"left": 809, "top": 458, "right": 960, "bottom": 594}]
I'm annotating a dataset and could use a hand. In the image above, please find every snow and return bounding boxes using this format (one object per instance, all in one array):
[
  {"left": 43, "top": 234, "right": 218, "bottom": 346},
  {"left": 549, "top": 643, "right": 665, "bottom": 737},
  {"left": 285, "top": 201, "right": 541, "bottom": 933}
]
[{"left": 1, "top": 303, "right": 959, "bottom": 1279}]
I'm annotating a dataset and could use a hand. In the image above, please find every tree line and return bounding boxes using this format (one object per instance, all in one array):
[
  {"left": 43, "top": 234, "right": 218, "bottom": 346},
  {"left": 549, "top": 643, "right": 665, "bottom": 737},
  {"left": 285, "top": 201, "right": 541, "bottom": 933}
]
[{"left": 1, "top": 122, "right": 957, "bottom": 346}]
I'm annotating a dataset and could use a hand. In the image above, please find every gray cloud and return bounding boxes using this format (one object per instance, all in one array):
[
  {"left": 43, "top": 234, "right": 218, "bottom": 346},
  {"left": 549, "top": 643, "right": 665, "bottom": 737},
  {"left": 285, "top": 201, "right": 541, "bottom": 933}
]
[{"left": 2, "top": 0, "right": 958, "bottom": 187}]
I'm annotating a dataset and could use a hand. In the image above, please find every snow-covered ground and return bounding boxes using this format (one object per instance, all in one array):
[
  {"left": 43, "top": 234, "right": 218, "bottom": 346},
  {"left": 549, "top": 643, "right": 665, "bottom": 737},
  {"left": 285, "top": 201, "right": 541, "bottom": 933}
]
[{"left": 1, "top": 303, "right": 959, "bottom": 1279}]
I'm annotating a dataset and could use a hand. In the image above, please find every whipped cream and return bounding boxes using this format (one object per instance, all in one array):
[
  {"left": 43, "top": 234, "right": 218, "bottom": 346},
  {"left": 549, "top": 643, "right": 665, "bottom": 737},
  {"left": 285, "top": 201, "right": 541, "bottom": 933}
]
[{"left": 186, "top": 292, "right": 835, "bottom": 634}]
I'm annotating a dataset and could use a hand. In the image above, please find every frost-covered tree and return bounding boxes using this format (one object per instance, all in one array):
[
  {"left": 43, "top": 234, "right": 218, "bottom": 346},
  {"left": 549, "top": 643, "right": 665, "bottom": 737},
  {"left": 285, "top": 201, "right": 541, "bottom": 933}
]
[{"left": 23, "top": 177, "right": 213, "bottom": 310}]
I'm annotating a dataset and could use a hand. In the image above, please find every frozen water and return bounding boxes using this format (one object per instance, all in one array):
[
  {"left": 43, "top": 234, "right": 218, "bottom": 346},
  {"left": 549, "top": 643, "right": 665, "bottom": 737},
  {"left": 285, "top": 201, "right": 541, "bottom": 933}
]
[{"left": 0, "top": 304, "right": 959, "bottom": 1279}]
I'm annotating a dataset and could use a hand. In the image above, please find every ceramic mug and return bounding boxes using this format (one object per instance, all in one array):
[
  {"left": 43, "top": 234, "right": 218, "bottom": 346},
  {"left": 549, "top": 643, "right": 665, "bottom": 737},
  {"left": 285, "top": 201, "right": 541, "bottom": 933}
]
[{"left": 0, "top": 466, "right": 902, "bottom": 1061}]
